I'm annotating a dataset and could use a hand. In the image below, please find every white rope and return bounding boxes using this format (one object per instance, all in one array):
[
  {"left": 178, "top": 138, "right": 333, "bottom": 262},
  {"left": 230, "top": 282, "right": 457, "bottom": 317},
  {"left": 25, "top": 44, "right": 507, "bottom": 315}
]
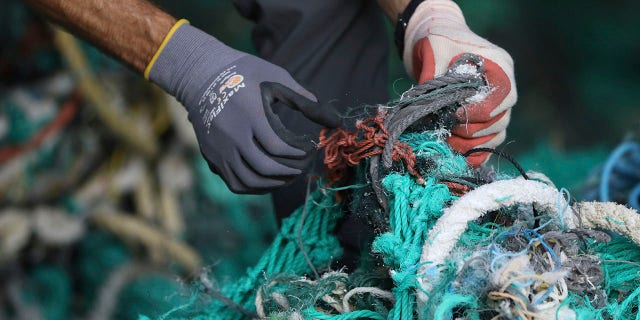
[
  {"left": 341, "top": 287, "right": 395, "bottom": 313},
  {"left": 255, "top": 286, "right": 266, "bottom": 318},
  {"left": 33, "top": 207, "right": 85, "bottom": 245},
  {"left": 0, "top": 209, "right": 31, "bottom": 261},
  {"left": 416, "top": 177, "right": 568, "bottom": 305},
  {"left": 271, "top": 292, "right": 291, "bottom": 310},
  {"left": 568, "top": 201, "right": 640, "bottom": 245},
  {"left": 1, "top": 207, "right": 85, "bottom": 261}
]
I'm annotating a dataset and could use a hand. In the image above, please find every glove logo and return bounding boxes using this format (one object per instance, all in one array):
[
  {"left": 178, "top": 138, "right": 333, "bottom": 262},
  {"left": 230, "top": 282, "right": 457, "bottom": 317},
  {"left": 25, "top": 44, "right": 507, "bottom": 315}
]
[
  {"left": 199, "top": 66, "right": 247, "bottom": 134},
  {"left": 219, "top": 74, "right": 244, "bottom": 92}
]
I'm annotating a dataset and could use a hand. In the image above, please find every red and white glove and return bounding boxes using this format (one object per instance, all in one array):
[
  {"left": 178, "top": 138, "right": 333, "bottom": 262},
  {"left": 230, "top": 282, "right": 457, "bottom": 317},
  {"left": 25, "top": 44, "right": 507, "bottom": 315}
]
[{"left": 403, "top": 0, "right": 517, "bottom": 167}]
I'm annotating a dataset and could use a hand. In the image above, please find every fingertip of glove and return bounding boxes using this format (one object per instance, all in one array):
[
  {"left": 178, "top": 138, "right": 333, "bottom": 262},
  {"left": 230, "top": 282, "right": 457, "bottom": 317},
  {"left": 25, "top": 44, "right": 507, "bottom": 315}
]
[{"left": 295, "top": 86, "right": 318, "bottom": 103}]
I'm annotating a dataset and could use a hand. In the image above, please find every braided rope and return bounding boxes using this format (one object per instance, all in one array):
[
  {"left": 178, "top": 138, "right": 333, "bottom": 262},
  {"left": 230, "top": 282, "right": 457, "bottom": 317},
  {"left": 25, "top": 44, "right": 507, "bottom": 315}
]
[{"left": 371, "top": 53, "right": 486, "bottom": 214}]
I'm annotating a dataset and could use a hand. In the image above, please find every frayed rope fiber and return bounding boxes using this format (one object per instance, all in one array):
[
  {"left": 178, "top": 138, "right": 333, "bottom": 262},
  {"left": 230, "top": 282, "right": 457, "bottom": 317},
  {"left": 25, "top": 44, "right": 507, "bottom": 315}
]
[
  {"left": 319, "top": 110, "right": 422, "bottom": 185},
  {"left": 149, "top": 54, "right": 640, "bottom": 320}
]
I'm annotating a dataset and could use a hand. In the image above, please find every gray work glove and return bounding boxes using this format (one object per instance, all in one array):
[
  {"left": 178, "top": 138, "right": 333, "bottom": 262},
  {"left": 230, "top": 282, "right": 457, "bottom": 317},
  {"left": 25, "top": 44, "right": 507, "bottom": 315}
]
[{"left": 148, "top": 22, "right": 339, "bottom": 193}]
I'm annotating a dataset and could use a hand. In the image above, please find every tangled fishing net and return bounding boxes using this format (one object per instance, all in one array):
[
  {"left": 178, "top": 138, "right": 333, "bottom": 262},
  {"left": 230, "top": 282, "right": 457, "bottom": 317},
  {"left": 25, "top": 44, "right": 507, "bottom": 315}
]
[
  {"left": 3, "top": 4, "right": 640, "bottom": 318},
  {"left": 141, "top": 54, "right": 640, "bottom": 320}
]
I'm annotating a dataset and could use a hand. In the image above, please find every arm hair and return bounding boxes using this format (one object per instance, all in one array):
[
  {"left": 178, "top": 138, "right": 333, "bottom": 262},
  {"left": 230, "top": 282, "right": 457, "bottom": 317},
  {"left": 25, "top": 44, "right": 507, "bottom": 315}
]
[{"left": 24, "top": 0, "right": 176, "bottom": 73}]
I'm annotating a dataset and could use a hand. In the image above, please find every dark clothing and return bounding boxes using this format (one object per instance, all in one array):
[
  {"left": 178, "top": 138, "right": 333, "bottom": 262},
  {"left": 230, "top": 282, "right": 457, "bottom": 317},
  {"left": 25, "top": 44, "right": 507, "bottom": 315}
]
[
  {"left": 233, "top": 0, "right": 389, "bottom": 216},
  {"left": 233, "top": 0, "right": 390, "bottom": 268}
]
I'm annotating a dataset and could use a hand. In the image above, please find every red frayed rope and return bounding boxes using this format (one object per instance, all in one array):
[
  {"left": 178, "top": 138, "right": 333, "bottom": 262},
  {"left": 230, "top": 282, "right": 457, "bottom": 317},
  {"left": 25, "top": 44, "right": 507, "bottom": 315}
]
[
  {"left": 318, "top": 111, "right": 423, "bottom": 184},
  {"left": 0, "top": 91, "right": 80, "bottom": 164}
]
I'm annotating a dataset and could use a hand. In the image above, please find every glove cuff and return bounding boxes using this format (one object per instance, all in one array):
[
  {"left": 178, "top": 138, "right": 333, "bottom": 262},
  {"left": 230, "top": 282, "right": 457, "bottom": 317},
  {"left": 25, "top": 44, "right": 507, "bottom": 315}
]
[
  {"left": 146, "top": 20, "right": 244, "bottom": 109},
  {"left": 144, "top": 19, "right": 190, "bottom": 80},
  {"left": 393, "top": 0, "right": 425, "bottom": 57}
]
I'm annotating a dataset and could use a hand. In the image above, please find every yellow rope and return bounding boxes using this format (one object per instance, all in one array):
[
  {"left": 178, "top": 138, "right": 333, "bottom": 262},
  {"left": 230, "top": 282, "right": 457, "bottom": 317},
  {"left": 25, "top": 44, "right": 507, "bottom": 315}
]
[
  {"left": 52, "top": 27, "right": 159, "bottom": 158},
  {"left": 93, "top": 210, "right": 201, "bottom": 275}
]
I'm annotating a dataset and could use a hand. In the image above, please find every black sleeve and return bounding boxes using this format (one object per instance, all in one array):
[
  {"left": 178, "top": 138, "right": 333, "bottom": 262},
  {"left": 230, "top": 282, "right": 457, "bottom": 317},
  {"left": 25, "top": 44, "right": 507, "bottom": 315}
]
[
  {"left": 235, "top": 1, "right": 387, "bottom": 257},
  {"left": 234, "top": 0, "right": 390, "bottom": 112}
]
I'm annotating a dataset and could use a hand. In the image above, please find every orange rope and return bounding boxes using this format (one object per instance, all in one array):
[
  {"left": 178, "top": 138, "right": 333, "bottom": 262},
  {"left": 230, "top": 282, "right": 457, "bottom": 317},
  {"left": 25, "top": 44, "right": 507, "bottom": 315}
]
[
  {"left": 318, "top": 111, "right": 423, "bottom": 184},
  {"left": 443, "top": 181, "right": 472, "bottom": 196},
  {"left": 0, "top": 91, "right": 80, "bottom": 164}
]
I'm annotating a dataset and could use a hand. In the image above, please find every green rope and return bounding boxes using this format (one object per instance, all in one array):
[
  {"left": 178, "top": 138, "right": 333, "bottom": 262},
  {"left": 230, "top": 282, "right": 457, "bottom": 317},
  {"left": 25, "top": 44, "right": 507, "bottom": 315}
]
[
  {"left": 198, "top": 188, "right": 344, "bottom": 320},
  {"left": 304, "top": 307, "right": 385, "bottom": 320},
  {"left": 21, "top": 266, "right": 71, "bottom": 320},
  {"left": 148, "top": 111, "right": 640, "bottom": 319},
  {"left": 372, "top": 174, "right": 455, "bottom": 319},
  {"left": 432, "top": 294, "right": 478, "bottom": 320}
]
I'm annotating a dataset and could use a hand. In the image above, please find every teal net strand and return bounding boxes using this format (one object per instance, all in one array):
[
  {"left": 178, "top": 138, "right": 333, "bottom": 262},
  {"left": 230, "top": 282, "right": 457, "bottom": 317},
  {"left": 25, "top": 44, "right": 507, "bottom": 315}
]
[
  {"left": 304, "top": 307, "right": 385, "bottom": 320},
  {"left": 201, "top": 188, "right": 344, "bottom": 319}
]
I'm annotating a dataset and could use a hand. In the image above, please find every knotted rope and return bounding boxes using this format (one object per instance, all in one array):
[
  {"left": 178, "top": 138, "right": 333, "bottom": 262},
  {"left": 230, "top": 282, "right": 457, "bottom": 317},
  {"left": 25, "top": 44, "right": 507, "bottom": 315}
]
[
  {"left": 150, "top": 53, "right": 640, "bottom": 320},
  {"left": 320, "top": 53, "right": 486, "bottom": 214},
  {"left": 319, "top": 111, "right": 421, "bottom": 185}
]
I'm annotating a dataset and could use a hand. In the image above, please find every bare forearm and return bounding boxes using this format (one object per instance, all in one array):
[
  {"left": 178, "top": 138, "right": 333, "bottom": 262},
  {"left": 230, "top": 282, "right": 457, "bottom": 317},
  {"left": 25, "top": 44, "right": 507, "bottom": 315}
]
[{"left": 24, "top": 0, "right": 176, "bottom": 73}]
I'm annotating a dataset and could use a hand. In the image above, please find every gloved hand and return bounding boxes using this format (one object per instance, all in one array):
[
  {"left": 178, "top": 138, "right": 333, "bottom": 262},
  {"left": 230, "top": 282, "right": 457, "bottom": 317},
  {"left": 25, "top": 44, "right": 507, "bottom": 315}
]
[
  {"left": 402, "top": 0, "right": 517, "bottom": 167},
  {"left": 146, "top": 20, "right": 339, "bottom": 193}
]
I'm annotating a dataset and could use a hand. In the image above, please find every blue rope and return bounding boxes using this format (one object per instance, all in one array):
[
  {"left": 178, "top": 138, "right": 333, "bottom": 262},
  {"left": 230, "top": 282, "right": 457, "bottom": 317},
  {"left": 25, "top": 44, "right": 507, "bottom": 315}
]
[
  {"left": 629, "top": 184, "right": 640, "bottom": 210},
  {"left": 599, "top": 142, "right": 640, "bottom": 209},
  {"left": 533, "top": 286, "right": 556, "bottom": 305},
  {"left": 556, "top": 188, "right": 571, "bottom": 226}
]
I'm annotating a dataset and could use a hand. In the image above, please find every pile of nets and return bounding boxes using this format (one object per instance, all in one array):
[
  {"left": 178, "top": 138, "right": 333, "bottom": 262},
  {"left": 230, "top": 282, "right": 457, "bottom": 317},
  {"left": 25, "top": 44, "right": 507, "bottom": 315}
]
[
  {"left": 3, "top": 6, "right": 640, "bottom": 319},
  {"left": 149, "top": 55, "right": 640, "bottom": 320},
  {"left": 0, "top": 14, "right": 277, "bottom": 319}
]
